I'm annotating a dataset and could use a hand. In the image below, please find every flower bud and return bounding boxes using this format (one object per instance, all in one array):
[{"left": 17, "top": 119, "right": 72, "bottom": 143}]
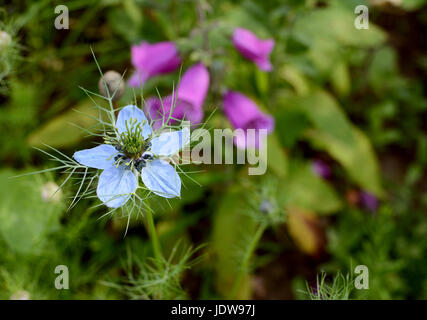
[
  {"left": 10, "top": 290, "right": 30, "bottom": 300},
  {"left": 41, "top": 182, "right": 62, "bottom": 203},
  {"left": 98, "top": 70, "right": 125, "bottom": 101},
  {"left": 0, "top": 30, "right": 12, "bottom": 50},
  {"left": 260, "top": 199, "right": 273, "bottom": 214}
]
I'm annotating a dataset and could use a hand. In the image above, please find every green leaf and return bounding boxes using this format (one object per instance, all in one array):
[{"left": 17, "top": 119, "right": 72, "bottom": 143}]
[
  {"left": 285, "top": 89, "right": 356, "bottom": 146},
  {"left": 367, "top": 47, "right": 399, "bottom": 94},
  {"left": 107, "top": 7, "right": 142, "bottom": 43},
  {"left": 292, "top": 6, "right": 386, "bottom": 48},
  {"left": 27, "top": 100, "right": 102, "bottom": 149},
  {"left": 211, "top": 186, "right": 256, "bottom": 299},
  {"left": 274, "top": 106, "right": 310, "bottom": 149},
  {"left": 285, "top": 162, "right": 342, "bottom": 214},
  {"left": 401, "top": 0, "right": 427, "bottom": 10},
  {"left": 291, "top": 5, "right": 386, "bottom": 75},
  {"left": 0, "top": 170, "right": 64, "bottom": 255},
  {"left": 222, "top": 5, "right": 270, "bottom": 37},
  {"left": 123, "top": 0, "right": 143, "bottom": 27},
  {"left": 330, "top": 61, "right": 351, "bottom": 97},
  {"left": 282, "top": 89, "right": 383, "bottom": 196},
  {"left": 307, "top": 127, "right": 383, "bottom": 196},
  {"left": 266, "top": 132, "right": 288, "bottom": 178},
  {"left": 280, "top": 65, "right": 310, "bottom": 95}
]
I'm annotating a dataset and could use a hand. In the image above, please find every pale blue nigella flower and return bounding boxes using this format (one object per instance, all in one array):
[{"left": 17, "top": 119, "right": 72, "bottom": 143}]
[{"left": 73, "top": 105, "right": 189, "bottom": 208}]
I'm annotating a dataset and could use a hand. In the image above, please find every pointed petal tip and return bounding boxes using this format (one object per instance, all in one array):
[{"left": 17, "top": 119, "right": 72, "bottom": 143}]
[
  {"left": 116, "top": 105, "right": 152, "bottom": 138},
  {"left": 73, "top": 144, "right": 117, "bottom": 170},
  {"left": 97, "top": 167, "right": 138, "bottom": 208}
]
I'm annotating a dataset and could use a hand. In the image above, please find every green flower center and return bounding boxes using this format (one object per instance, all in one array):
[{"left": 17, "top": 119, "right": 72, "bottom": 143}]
[{"left": 118, "top": 118, "right": 150, "bottom": 159}]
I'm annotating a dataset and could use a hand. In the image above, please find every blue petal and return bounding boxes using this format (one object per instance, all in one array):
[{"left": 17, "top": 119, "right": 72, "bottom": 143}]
[
  {"left": 150, "top": 127, "right": 190, "bottom": 156},
  {"left": 97, "top": 167, "right": 137, "bottom": 208},
  {"left": 140, "top": 159, "right": 181, "bottom": 198},
  {"left": 73, "top": 144, "right": 117, "bottom": 169},
  {"left": 116, "top": 105, "right": 152, "bottom": 139}
]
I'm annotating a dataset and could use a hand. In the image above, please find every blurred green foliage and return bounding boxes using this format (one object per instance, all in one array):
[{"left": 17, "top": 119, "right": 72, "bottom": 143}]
[{"left": 0, "top": 0, "right": 426, "bottom": 299}]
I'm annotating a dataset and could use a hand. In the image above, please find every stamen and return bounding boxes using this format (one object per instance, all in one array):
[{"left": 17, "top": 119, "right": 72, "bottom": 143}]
[
  {"left": 142, "top": 153, "right": 154, "bottom": 160},
  {"left": 104, "top": 117, "right": 152, "bottom": 161},
  {"left": 135, "top": 159, "right": 146, "bottom": 172}
]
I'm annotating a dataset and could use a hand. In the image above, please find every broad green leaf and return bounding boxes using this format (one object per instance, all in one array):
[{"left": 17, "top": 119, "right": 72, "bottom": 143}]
[
  {"left": 307, "top": 127, "right": 383, "bottom": 196},
  {"left": 292, "top": 6, "right": 386, "bottom": 48},
  {"left": 107, "top": 7, "right": 142, "bottom": 43},
  {"left": 266, "top": 132, "right": 288, "bottom": 178},
  {"left": 291, "top": 5, "right": 386, "bottom": 75},
  {"left": 280, "top": 65, "right": 310, "bottom": 95},
  {"left": 123, "top": 0, "right": 143, "bottom": 27},
  {"left": 284, "top": 89, "right": 356, "bottom": 146},
  {"left": 367, "top": 47, "right": 399, "bottom": 93},
  {"left": 278, "top": 89, "right": 382, "bottom": 195},
  {"left": 274, "top": 105, "right": 310, "bottom": 149},
  {"left": 331, "top": 61, "right": 351, "bottom": 97},
  {"left": 27, "top": 100, "right": 103, "bottom": 148},
  {"left": 285, "top": 162, "right": 342, "bottom": 214},
  {"left": 0, "top": 170, "right": 64, "bottom": 255},
  {"left": 211, "top": 186, "right": 256, "bottom": 299}
]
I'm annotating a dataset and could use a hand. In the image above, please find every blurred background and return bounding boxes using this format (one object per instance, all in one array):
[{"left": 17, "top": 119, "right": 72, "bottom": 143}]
[{"left": 0, "top": 0, "right": 427, "bottom": 299}]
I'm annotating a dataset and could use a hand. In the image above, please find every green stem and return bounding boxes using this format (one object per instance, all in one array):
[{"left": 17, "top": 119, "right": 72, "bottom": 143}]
[
  {"left": 230, "top": 224, "right": 266, "bottom": 299},
  {"left": 146, "top": 210, "right": 163, "bottom": 261}
]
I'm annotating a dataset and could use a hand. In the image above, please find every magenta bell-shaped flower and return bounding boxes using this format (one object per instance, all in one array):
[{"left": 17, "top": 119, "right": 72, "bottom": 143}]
[
  {"left": 232, "top": 28, "right": 275, "bottom": 72},
  {"left": 223, "top": 90, "right": 274, "bottom": 149},
  {"left": 128, "top": 41, "right": 181, "bottom": 87},
  {"left": 360, "top": 191, "right": 379, "bottom": 213},
  {"left": 145, "top": 63, "right": 210, "bottom": 127},
  {"left": 311, "top": 160, "right": 332, "bottom": 180}
]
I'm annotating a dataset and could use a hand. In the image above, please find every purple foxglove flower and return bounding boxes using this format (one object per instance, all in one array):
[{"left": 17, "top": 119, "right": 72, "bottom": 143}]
[
  {"left": 311, "top": 160, "right": 332, "bottom": 180},
  {"left": 128, "top": 41, "right": 181, "bottom": 87},
  {"left": 73, "top": 105, "right": 189, "bottom": 208},
  {"left": 145, "top": 63, "right": 209, "bottom": 127},
  {"left": 223, "top": 91, "right": 274, "bottom": 149},
  {"left": 359, "top": 191, "right": 379, "bottom": 213},
  {"left": 232, "top": 28, "right": 275, "bottom": 71}
]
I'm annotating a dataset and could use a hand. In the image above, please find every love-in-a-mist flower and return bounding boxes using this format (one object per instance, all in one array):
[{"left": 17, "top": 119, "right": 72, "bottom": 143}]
[
  {"left": 145, "top": 63, "right": 209, "bottom": 128},
  {"left": 223, "top": 90, "right": 274, "bottom": 149},
  {"left": 128, "top": 41, "right": 181, "bottom": 87},
  {"left": 232, "top": 28, "right": 275, "bottom": 71},
  {"left": 73, "top": 105, "right": 189, "bottom": 208}
]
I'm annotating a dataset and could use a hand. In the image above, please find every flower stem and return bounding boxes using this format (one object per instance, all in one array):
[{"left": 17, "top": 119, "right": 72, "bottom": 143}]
[
  {"left": 146, "top": 210, "right": 163, "bottom": 262},
  {"left": 230, "top": 223, "right": 265, "bottom": 299},
  {"left": 196, "top": 0, "right": 209, "bottom": 51}
]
